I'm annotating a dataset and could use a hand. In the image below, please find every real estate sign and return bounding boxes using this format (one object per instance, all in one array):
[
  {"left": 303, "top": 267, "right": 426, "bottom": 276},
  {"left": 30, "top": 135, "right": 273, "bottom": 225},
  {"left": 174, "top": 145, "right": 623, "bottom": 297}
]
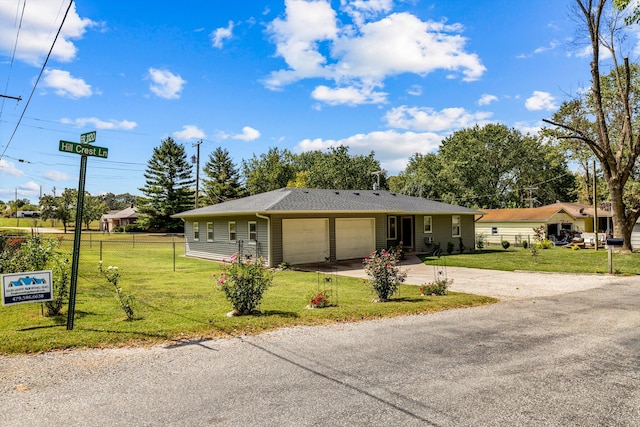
[{"left": 1, "top": 270, "right": 53, "bottom": 306}]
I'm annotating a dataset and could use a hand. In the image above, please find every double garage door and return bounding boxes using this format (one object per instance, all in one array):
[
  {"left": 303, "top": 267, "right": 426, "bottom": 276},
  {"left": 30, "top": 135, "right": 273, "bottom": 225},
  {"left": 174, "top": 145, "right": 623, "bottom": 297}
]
[{"left": 282, "top": 218, "right": 375, "bottom": 265}]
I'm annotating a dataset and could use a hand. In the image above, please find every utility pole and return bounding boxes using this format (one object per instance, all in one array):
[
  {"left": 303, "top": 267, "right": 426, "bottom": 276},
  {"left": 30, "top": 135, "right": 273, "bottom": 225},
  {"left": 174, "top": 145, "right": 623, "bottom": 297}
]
[
  {"left": 523, "top": 187, "right": 538, "bottom": 208},
  {"left": 192, "top": 140, "right": 202, "bottom": 208},
  {"left": 0, "top": 94, "right": 22, "bottom": 101}
]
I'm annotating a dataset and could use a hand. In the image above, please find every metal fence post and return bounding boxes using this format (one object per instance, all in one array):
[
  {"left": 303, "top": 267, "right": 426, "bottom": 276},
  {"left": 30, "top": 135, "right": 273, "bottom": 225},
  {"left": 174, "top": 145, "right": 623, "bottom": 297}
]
[
  {"left": 100, "top": 240, "right": 103, "bottom": 262},
  {"left": 173, "top": 240, "right": 176, "bottom": 272}
]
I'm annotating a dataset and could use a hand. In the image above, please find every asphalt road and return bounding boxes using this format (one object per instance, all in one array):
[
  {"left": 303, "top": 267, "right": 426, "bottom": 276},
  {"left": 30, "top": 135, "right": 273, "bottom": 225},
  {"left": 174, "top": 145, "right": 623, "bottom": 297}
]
[{"left": 1, "top": 275, "right": 639, "bottom": 426}]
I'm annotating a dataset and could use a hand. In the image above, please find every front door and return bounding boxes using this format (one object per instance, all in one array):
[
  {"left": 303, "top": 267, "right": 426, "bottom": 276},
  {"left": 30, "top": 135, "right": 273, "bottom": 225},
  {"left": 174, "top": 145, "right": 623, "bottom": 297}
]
[{"left": 401, "top": 216, "right": 413, "bottom": 249}]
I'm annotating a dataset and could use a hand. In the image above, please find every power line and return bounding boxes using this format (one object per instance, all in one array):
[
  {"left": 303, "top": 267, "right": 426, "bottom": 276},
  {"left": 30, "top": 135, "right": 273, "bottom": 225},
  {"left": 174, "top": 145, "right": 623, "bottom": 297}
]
[{"left": 0, "top": 0, "right": 74, "bottom": 161}]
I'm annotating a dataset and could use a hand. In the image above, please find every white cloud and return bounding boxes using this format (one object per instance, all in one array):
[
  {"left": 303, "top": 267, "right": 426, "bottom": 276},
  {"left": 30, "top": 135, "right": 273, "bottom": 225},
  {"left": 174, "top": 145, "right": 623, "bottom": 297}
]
[
  {"left": 0, "top": 159, "right": 24, "bottom": 176},
  {"left": 43, "top": 170, "right": 71, "bottom": 181},
  {"left": 384, "top": 106, "right": 493, "bottom": 132},
  {"left": 43, "top": 69, "right": 92, "bottom": 99},
  {"left": 407, "top": 85, "right": 423, "bottom": 96},
  {"left": 311, "top": 84, "right": 387, "bottom": 105},
  {"left": 517, "top": 40, "right": 559, "bottom": 59},
  {"left": 341, "top": 0, "right": 394, "bottom": 27},
  {"left": 211, "top": 21, "right": 234, "bottom": 48},
  {"left": 264, "top": 2, "right": 485, "bottom": 105},
  {"left": 235, "top": 126, "right": 261, "bottom": 141},
  {"left": 478, "top": 94, "right": 498, "bottom": 106},
  {"left": 0, "top": 1, "right": 95, "bottom": 66},
  {"left": 513, "top": 121, "right": 544, "bottom": 136},
  {"left": 296, "top": 129, "right": 443, "bottom": 174},
  {"left": 60, "top": 117, "right": 137, "bottom": 130},
  {"left": 173, "top": 125, "right": 206, "bottom": 140},
  {"left": 147, "top": 68, "right": 186, "bottom": 99},
  {"left": 216, "top": 126, "right": 261, "bottom": 142},
  {"left": 525, "top": 91, "right": 558, "bottom": 111},
  {"left": 20, "top": 181, "right": 40, "bottom": 193}
]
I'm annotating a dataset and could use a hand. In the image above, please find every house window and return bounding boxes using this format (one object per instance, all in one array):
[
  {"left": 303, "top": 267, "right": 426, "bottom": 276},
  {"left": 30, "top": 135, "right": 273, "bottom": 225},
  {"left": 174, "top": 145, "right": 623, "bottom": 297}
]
[
  {"left": 228, "top": 221, "right": 236, "bottom": 241},
  {"left": 423, "top": 216, "right": 432, "bottom": 234},
  {"left": 452, "top": 215, "right": 461, "bottom": 237},
  {"left": 387, "top": 216, "right": 397, "bottom": 239},
  {"left": 193, "top": 222, "right": 199, "bottom": 241},
  {"left": 207, "top": 222, "right": 214, "bottom": 241},
  {"left": 491, "top": 226, "right": 498, "bottom": 235},
  {"left": 248, "top": 221, "right": 257, "bottom": 242}
]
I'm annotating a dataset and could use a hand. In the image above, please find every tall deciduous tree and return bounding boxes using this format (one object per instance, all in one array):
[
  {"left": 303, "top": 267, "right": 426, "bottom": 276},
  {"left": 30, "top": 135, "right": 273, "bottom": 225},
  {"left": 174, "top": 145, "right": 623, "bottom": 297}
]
[
  {"left": 82, "top": 194, "right": 108, "bottom": 230},
  {"left": 202, "top": 147, "right": 245, "bottom": 204},
  {"left": 299, "top": 145, "right": 386, "bottom": 190},
  {"left": 39, "top": 189, "right": 76, "bottom": 233},
  {"left": 392, "top": 124, "right": 575, "bottom": 209},
  {"left": 242, "top": 147, "right": 296, "bottom": 195},
  {"left": 138, "top": 137, "right": 194, "bottom": 232},
  {"left": 543, "top": 0, "right": 640, "bottom": 251}
]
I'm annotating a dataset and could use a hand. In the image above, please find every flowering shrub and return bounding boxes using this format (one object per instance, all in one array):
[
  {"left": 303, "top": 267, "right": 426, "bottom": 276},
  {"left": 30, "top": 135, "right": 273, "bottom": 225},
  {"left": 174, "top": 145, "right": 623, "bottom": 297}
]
[
  {"left": 99, "top": 262, "right": 135, "bottom": 321},
  {"left": 363, "top": 249, "right": 407, "bottom": 301},
  {"left": 213, "top": 255, "right": 272, "bottom": 315},
  {"left": 308, "top": 290, "right": 332, "bottom": 308}
]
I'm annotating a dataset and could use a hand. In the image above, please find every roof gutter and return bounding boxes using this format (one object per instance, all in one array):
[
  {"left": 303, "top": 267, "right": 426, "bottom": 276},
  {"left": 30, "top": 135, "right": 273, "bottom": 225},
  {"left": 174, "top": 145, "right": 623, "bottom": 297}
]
[{"left": 255, "top": 212, "right": 272, "bottom": 267}]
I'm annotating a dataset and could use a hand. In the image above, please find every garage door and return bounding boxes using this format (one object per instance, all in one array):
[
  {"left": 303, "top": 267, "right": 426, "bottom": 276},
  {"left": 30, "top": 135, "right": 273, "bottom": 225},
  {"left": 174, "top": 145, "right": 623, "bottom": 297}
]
[
  {"left": 336, "top": 218, "right": 375, "bottom": 260},
  {"left": 282, "top": 219, "right": 330, "bottom": 265}
]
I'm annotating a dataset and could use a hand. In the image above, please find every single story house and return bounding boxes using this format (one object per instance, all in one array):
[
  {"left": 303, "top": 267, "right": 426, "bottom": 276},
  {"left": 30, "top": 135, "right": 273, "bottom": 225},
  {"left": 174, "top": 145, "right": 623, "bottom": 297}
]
[
  {"left": 100, "top": 205, "right": 138, "bottom": 232},
  {"left": 172, "top": 188, "right": 482, "bottom": 267},
  {"left": 476, "top": 202, "right": 613, "bottom": 245}
]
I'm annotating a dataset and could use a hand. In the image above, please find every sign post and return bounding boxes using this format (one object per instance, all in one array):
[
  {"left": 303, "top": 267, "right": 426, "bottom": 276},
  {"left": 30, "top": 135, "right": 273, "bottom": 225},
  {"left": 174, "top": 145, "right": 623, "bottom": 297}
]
[{"left": 59, "top": 131, "right": 108, "bottom": 330}]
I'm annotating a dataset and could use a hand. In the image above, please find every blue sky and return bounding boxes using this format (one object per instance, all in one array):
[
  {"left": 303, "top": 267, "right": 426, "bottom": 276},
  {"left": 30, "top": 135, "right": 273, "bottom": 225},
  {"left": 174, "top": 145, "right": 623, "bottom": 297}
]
[{"left": 0, "top": 0, "right": 628, "bottom": 203}]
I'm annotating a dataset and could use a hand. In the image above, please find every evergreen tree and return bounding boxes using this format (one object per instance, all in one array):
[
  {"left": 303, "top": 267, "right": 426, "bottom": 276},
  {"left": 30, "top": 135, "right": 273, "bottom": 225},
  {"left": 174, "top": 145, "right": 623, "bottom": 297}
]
[
  {"left": 202, "top": 147, "right": 245, "bottom": 204},
  {"left": 138, "top": 137, "right": 194, "bottom": 232}
]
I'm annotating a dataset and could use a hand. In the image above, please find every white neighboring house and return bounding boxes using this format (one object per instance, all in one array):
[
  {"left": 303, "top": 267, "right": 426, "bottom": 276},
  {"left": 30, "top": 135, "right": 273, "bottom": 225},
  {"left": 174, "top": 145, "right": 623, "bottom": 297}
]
[
  {"left": 100, "top": 206, "right": 138, "bottom": 232},
  {"left": 632, "top": 218, "right": 640, "bottom": 250}
]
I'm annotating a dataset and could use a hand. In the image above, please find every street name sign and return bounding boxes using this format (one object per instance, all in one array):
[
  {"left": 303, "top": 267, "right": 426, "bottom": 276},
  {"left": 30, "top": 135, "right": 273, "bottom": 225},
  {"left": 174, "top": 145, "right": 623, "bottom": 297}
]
[
  {"left": 80, "top": 131, "right": 97, "bottom": 144},
  {"left": 59, "top": 140, "right": 108, "bottom": 158}
]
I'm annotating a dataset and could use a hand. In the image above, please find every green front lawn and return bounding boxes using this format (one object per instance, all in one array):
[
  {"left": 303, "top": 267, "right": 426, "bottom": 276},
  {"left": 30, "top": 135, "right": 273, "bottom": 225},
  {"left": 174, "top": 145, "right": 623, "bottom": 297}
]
[
  {"left": 0, "top": 239, "right": 495, "bottom": 355},
  {"left": 422, "top": 247, "right": 640, "bottom": 275}
]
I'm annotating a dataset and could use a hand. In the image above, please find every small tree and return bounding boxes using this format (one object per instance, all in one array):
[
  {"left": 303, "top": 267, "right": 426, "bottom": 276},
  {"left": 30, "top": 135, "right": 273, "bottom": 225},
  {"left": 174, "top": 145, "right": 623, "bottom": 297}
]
[{"left": 363, "top": 249, "right": 407, "bottom": 301}]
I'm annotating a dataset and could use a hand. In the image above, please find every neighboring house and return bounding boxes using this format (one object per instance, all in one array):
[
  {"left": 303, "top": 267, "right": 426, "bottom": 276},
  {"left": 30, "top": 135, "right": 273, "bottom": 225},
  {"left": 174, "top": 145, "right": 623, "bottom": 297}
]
[
  {"left": 172, "top": 188, "right": 481, "bottom": 267},
  {"left": 476, "top": 202, "right": 613, "bottom": 245},
  {"left": 100, "top": 206, "right": 138, "bottom": 232},
  {"left": 632, "top": 218, "right": 640, "bottom": 250}
]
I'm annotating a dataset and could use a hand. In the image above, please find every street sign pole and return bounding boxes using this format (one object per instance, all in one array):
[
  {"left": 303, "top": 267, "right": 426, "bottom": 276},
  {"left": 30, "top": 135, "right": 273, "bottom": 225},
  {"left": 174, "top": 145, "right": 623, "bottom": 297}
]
[{"left": 67, "top": 154, "right": 87, "bottom": 330}]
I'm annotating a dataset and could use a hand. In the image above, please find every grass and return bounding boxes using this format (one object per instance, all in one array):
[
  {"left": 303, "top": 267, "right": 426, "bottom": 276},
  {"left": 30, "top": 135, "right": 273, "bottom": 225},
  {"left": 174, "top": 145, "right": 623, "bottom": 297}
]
[
  {"left": 0, "top": 235, "right": 495, "bottom": 355},
  {"left": 422, "top": 246, "right": 640, "bottom": 275}
]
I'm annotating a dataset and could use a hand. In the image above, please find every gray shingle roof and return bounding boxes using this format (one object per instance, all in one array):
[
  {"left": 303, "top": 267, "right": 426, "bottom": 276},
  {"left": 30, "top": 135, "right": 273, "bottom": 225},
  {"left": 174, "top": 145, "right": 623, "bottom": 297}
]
[{"left": 173, "top": 188, "right": 481, "bottom": 218}]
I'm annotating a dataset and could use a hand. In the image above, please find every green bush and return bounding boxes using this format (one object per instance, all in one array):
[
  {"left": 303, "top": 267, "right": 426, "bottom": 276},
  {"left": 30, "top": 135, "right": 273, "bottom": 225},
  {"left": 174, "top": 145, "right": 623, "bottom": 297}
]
[
  {"left": 214, "top": 255, "right": 273, "bottom": 315},
  {"left": 501, "top": 240, "right": 510, "bottom": 250},
  {"left": 124, "top": 223, "right": 145, "bottom": 232},
  {"left": 446, "top": 241, "right": 454, "bottom": 255},
  {"left": 0, "top": 236, "right": 70, "bottom": 316},
  {"left": 363, "top": 249, "right": 407, "bottom": 301},
  {"left": 535, "top": 239, "right": 554, "bottom": 249},
  {"left": 419, "top": 278, "right": 451, "bottom": 296}
]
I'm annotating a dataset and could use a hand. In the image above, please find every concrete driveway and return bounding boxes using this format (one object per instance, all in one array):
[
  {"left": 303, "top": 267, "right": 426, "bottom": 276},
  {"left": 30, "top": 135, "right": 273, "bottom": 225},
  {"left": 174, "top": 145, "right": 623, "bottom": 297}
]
[{"left": 306, "top": 254, "right": 639, "bottom": 301}]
